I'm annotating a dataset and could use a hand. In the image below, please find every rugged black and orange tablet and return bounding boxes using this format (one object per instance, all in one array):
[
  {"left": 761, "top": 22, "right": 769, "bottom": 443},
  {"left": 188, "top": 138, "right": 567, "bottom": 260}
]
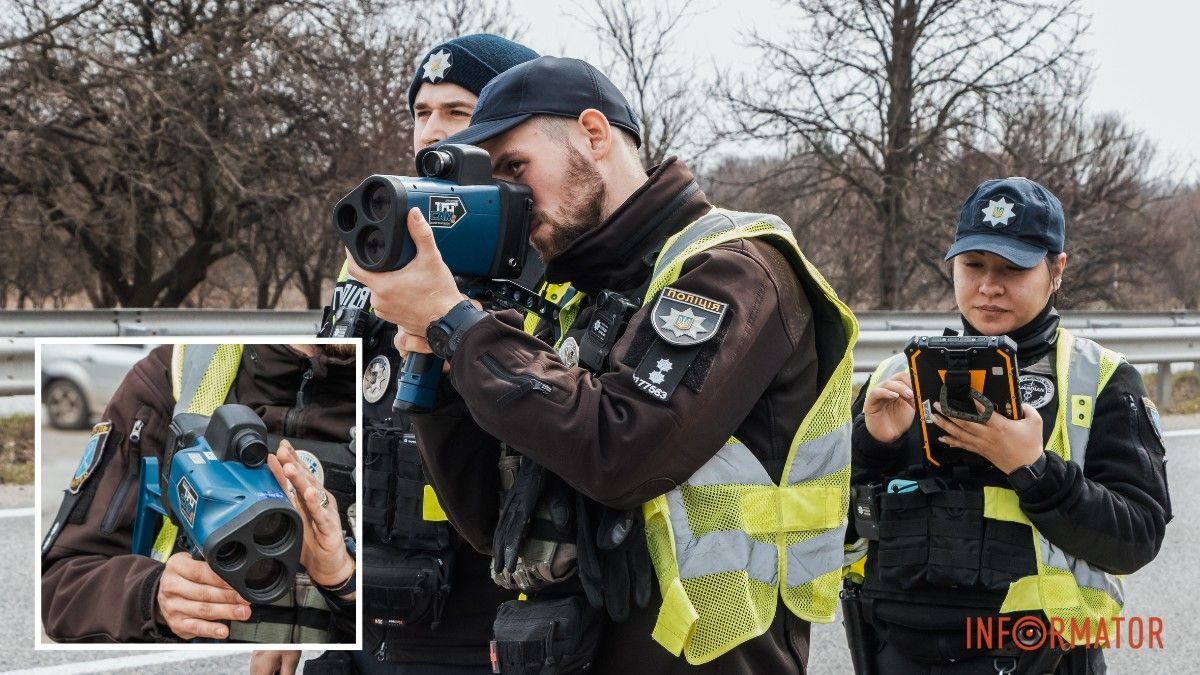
[{"left": 903, "top": 335, "right": 1022, "bottom": 467}]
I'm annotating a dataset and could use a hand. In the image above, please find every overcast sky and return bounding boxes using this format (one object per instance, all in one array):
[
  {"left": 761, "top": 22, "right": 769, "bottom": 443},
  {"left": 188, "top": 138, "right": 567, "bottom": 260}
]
[{"left": 509, "top": 0, "right": 1199, "bottom": 182}]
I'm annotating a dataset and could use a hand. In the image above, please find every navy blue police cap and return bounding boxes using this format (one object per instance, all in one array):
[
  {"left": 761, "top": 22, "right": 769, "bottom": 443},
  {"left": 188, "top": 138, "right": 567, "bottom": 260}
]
[
  {"left": 440, "top": 56, "right": 642, "bottom": 148},
  {"left": 407, "top": 34, "right": 539, "bottom": 116},
  {"left": 944, "top": 177, "right": 1066, "bottom": 269}
]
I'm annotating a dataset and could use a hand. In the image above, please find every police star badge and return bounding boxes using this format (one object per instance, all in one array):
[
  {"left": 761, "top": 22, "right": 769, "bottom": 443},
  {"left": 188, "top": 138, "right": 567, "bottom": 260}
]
[
  {"left": 363, "top": 355, "right": 391, "bottom": 403},
  {"left": 981, "top": 197, "right": 1017, "bottom": 228},
  {"left": 650, "top": 287, "right": 727, "bottom": 346},
  {"left": 422, "top": 49, "right": 453, "bottom": 82},
  {"left": 557, "top": 336, "right": 580, "bottom": 368},
  {"left": 294, "top": 448, "right": 327, "bottom": 486}
]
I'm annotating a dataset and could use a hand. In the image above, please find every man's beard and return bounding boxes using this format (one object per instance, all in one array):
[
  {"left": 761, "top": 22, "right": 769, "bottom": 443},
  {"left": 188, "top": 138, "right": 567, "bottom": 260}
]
[{"left": 532, "top": 146, "right": 605, "bottom": 261}]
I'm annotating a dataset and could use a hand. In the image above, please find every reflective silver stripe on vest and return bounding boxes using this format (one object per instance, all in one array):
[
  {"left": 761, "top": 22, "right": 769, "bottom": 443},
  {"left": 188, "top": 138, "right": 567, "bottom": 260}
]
[
  {"left": 174, "top": 344, "right": 219, "bottom": 416},
  {"left": 787, "top": 524, "right": 849, "bottom": 587},
  {"left": 1064, "top": 335, "right": 1104, "bottom": 469},
  {"left": 1039, "top": 534, "right": 1126, "bottom": 607},
  {"left": 665, "top": 489, "right": 778, "bottom": 586},
  {"left": 787, "top": 421, "right": 850, "bottom": 485},
  {"left": 652, "top": 209, "right": 792, "bottom": 281},
  {"left": 1051, "top": 333, "right": 1123, "bottom": 608},
  {"left": 685, "top": 442, "right": 773, "bottom": 487}
]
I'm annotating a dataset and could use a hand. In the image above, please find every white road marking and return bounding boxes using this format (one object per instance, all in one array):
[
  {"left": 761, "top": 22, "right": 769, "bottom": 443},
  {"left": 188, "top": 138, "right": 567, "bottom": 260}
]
[{"left": 3, "top": 651, "right": 239, "bottom": 674}]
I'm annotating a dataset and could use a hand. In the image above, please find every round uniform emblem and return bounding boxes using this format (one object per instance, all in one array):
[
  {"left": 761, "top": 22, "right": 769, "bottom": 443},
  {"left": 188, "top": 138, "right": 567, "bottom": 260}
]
[
  {"left": 558, "top": 337, "right": 580, "bottom": 368},
  {"left": 363, "top": 355, "right": 391, "bottom": 403},
  {"left": 294, "top": 449, "right": 325, "bottom": 486},
  {"left": 1018, "top": 374, "right": 1055, "bottom": 410}
]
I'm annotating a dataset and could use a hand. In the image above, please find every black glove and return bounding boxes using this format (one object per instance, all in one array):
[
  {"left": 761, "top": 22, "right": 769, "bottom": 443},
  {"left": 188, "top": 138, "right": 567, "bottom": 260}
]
[
  {"left": 575, "top": 495, "right": 653, "bottom": 623},
  {"left": 574, "top": 491, "right": 605, "bottom": 610},
  {"left": 492, "top": 457, "right": 546, "bottom": 578}
]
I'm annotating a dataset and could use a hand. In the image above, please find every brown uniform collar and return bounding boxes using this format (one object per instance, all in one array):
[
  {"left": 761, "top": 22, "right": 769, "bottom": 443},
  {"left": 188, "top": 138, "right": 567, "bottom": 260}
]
[{"left": 544, "top": 157, "right": 712, "bottom": 296}]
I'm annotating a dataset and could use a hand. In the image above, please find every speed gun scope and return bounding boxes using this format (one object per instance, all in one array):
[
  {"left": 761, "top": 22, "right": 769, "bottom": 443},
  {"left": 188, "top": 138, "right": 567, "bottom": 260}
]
[
  {"left": 334, "top": 143, "right": 532, "bottom": 278},
  {"left": 132, "top": 404, "right": 302, "bottom": 604}
]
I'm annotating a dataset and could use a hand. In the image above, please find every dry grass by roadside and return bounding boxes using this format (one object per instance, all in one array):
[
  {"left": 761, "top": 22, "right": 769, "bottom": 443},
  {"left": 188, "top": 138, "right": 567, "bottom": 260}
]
[
  {"left": 1144, "top": 371, "right": 1200, "bottom": 414},
  {"left": 0, "top": 415, "right": 34, "bottom": 484}
]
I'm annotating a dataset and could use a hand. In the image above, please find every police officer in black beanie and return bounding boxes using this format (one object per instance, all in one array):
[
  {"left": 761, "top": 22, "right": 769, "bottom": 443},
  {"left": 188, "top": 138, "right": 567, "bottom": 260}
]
[{"left": 252, "top": 34, "right": 539, "bottom": 675}]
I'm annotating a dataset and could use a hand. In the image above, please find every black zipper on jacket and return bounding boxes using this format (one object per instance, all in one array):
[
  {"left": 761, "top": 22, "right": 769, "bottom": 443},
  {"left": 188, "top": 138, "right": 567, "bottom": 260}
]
[
  {"left": 101, "top": 417, "right": 144, "bottom": 534},
  {"left": 284, "top": 367, "right": 315, "bottom": 437},
  {"left": 1123, "top": 392, "right": 1157, "bottom": 483},
  {"left": 480, "top": 353, "right": 553, "bottom": 406}
]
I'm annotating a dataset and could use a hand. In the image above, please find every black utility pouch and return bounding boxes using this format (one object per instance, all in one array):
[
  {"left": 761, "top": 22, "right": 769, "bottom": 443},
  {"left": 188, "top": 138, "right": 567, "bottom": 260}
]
[
  {"left": 362, "top": 543, "right": 453, "bottom": 630},
  {"left": 379, "top": 430, "right": 451, "bottom": 551},
  {"left": 925, "top": 489, "right": 985, "bottom": 589},
  {"left": 874, "top": 489, "right": 931, "bottom": 589},
  {"left": 301, "top": 649, "right": 354, "bottom": 675},
  {"left": 979, "top": 518, "right": 1038, "bottom": 590},
  {"left": 491, "top": 595, "right": 602, "bottom": 674}
]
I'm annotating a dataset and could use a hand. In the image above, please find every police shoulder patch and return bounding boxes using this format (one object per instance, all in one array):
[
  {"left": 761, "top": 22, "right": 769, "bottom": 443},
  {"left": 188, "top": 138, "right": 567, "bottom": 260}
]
[
  {"left": 1142, "top": 396, "right": 1164, "bottom": 442},
  {"left": 631, "top": 286, "right": 730, "bottom": 403},
  {"left": 651, "top": 287, "right": 728, "bottom": 347},
  {"left": 68, "top": 421, "right": 111, "bottom": 494}
]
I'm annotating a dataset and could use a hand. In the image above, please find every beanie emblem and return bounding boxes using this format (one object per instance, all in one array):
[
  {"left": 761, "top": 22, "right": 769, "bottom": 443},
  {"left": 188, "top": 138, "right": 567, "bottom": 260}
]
[
  {"left": 981, "top": 197, "right": 1016, "bottom": 228},
  {"left": 422, "top": 49, "right": 453, "bottom": 82}
]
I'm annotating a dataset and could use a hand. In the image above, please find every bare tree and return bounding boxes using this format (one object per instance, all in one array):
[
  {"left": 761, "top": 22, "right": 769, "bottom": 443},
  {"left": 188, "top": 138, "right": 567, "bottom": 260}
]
[
  {"left": 980, "top": 106, "right": 1172, "bottom": 308},
  {"left": 1156, "top": 188, "right": 1200, "bottom": 310},
  {"left": 1, "top": 0, "right": 515, "bottom": 309},
  {"left": 574, "top": 0, "right": 714, "bottom": 168},
  {"left": 722, "top": 0, "right": 1088, "bottom": 309},
  {"left": 1, "top": 0, "right": 391, "bottom": 307}
]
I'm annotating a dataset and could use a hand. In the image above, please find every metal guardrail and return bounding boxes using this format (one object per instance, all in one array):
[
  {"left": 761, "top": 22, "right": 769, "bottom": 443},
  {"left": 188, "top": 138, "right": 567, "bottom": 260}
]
[
  {"left": 0, "top": 309, "right": 321, "bottom": 337},
  {"left": 856, "top": 310, "right": 1200, "bottom": 331},
  {"left": 2, "top": 310, "right": 1198, "bottom": 402}
]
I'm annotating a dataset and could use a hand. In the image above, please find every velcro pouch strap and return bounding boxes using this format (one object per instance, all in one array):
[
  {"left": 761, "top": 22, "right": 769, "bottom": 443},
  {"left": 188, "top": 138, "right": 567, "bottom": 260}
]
[
  {"left": 928, "top": 547, "right": 981, "bottom": 569},
  {"left": 877, "top": 547, "right": 928, "bottom": 567},
  {"left": 929, "top": 519, "right": 980, "bottom": 539},
  {"left": 364, "top": 472, "right": 391, "bottom": 490},
  {"left": 929, "top": 491, "right": 983, "bottom": 509},
  {"left": 878, "top": 520, "right": 927, "bottom": 538}
]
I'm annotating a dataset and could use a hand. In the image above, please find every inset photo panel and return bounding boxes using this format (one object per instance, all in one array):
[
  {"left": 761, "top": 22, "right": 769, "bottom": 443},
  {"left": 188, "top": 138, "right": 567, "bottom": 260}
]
[{"left": 35, "top": 338, "right": 361, "bottom": 650}]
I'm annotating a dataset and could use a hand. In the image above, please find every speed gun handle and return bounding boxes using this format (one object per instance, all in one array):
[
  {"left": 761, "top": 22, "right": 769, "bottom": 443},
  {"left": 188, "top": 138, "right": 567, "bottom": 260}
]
[{"left": 395, "top": 352, "right": 442, "bottom": 413}]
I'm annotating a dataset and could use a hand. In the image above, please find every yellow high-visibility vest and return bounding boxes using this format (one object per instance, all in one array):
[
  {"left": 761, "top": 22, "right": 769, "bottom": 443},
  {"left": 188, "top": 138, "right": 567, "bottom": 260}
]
[{"left": 634, "top": 209, "right": 860, "bottom": 664}]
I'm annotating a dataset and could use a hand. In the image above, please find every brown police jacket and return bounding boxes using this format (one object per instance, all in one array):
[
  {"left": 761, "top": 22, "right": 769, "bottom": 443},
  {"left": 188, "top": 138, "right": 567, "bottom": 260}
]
[
  {"left": 413, "top": 158, "right": 824, "bottom": 673},
  {"left": 41, "top": 344, "right": 356, "bottom": 642}
]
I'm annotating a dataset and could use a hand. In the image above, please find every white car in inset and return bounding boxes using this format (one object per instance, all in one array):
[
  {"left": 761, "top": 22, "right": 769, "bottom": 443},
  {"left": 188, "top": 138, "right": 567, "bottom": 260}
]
[{"left": 40, "top": 344, "right": 156, "bottom": 429}]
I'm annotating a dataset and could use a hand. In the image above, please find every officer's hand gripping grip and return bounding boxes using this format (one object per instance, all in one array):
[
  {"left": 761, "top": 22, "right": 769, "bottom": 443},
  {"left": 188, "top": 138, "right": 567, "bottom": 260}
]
[{"left": 395, "top": 353, "right": 442, "bottom": 413}]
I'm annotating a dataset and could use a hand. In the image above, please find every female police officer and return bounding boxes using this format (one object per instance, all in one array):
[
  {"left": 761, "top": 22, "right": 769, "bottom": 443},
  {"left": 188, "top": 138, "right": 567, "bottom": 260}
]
[{"left": 851, "top": 177, "right": 1172, "bottom": 674}]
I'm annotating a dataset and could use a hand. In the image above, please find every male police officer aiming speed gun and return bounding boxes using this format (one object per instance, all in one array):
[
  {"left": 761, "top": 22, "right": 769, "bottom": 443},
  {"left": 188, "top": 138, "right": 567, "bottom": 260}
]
[{"left": 348, "top": 56, "right": 858, "bottom": 674}]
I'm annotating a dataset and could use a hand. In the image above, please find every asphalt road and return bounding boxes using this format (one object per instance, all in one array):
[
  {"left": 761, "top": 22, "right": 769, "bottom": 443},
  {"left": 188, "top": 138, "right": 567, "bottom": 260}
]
[{"left": 8, "top": 417, "right": 1200, "bottom": 672}]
